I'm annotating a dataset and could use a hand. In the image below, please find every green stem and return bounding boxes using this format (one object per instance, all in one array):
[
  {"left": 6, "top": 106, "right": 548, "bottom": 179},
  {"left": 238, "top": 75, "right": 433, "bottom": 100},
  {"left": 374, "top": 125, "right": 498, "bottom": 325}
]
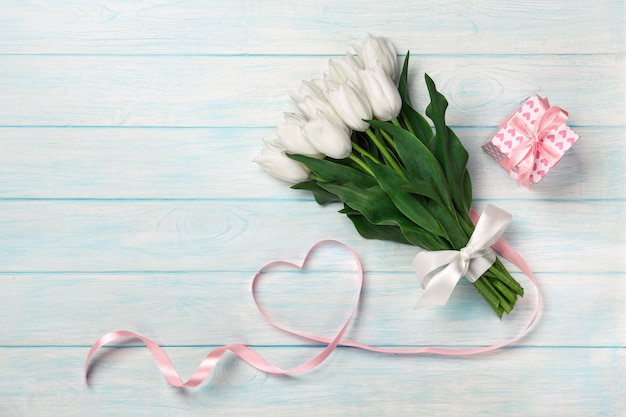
[
  {"left": 348, "top": 153, "right": 375, "bottom": 176},
  {"left": 352, "top": 142, "right": 379, "bottom": 164},
  {"left": 399, "top": 112, "right": 416, "bottom": 136},
  {"left": 379, "top": 129, "right": 398, "bottom": 152},
  {"left": 472, "top": 278, "right": 500, "bottom": 312},
  {"left": 481, "top": 275, "right": 513, "bottom": 314},
  {"left": 491, "top": 278, "right": 517, "bottom": 306},
  {"left": 365, "top": 128, "right": 404, "bottom": 177},
  {"left": 491, "top": 258, "right": 525, "bottom": 296}
]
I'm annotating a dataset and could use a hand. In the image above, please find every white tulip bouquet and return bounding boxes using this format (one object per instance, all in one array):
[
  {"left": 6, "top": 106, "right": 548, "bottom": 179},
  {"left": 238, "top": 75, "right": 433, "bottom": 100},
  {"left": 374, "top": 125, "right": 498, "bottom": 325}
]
[{"left": 255, "top": 35, "right": 524, "bottom": 317}]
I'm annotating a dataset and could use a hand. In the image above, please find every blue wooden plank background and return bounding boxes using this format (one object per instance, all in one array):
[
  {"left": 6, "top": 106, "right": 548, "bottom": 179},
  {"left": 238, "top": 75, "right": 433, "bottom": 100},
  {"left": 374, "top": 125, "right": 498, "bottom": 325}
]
[{"left": 0, "top": 1, "right": 624, "bottom": 416}]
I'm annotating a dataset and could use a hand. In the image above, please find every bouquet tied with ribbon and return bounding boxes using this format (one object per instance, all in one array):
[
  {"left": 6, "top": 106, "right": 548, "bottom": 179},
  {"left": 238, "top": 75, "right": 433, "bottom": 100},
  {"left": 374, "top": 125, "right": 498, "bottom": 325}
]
[
  {"left": 255, "top": 35, "right": 524, "bottom": 317},
  {"left": 84, "top": 36, "right": 541, "bottom": 390}
]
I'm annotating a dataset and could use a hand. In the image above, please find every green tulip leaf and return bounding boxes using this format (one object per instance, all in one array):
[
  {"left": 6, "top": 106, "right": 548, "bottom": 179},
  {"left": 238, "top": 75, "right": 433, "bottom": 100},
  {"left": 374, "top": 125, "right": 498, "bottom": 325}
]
[
  {"left": 364, "top": 159, "right": 449, "bottom": 241},
  {"left": 291, "top": 181, "right": 339, "bottom": 205},
  {"left": 319, "top": 182, "right": 404, "bottom": 226},
  {"left": 319, "top": 181, "right": 445, "bottom": 249},
  {"left": 397, "top": 181, "right": 441, "bottom": 202},
  {"left": 346, "top": 210, "right": 447, "bottom": 250},
  {"left": 424, "top": 74, "right": 472, "bottom": 214},
  {"left": 397, "top": 52, "right": 434, "bottom": 144},
  {"left": 397, "top": 52, "right": 412, "bottom": 105},
  {"left": 343, "top": 209, "right": 411, "bottom": 245},
  {"left": 367, "top": 119, "right": 453, "bottom": 209},
  {"left": 288, "top": 154, "right": 377, "bottom": 188}
]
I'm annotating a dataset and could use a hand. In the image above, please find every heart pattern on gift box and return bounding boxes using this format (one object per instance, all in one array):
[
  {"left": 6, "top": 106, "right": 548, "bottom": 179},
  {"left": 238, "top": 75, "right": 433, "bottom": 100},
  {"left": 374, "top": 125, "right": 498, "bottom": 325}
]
[{"left": 487, "top": 94, "right": 580, "bottom": 184}]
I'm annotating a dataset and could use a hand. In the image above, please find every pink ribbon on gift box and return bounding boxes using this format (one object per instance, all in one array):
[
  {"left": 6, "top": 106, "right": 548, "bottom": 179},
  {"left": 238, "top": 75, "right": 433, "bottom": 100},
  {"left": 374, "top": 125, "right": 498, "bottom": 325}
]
[{"left": 503, "top": 99, "right": 569, "bottom": 188}]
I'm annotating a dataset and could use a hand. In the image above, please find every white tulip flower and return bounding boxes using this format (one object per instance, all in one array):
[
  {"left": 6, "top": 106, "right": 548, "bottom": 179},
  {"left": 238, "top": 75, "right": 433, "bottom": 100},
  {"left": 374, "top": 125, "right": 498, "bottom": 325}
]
[
  {"left": 357, "top": 63, "right": 402, "bottom": 121},
  {"left": 275, "top": 112, "right": 322, "bottom": 157},
  {"left": 289, "top": 80, "right": 346, "bottom": 129},
  {"left": 253, "top": 142, "right": 310, "bottom": 183},
  {"left": 325, "top": 79, "right": 372, "bottom": 132},
  {"left": 326, "top": 53, "right": 363, "bottom": 85},
  {"left": 302, "top": 110, "right": 352, "bottom": 159},
  {"left": 357, "top": 34, "right": 399, "bottom": 82}
]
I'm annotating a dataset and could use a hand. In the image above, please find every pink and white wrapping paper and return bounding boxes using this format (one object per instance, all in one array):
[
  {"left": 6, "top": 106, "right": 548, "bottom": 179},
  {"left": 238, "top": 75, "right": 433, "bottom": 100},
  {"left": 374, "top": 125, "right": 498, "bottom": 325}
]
[{"left": 482, "top": 94, "right": 579, "bottom": 187}]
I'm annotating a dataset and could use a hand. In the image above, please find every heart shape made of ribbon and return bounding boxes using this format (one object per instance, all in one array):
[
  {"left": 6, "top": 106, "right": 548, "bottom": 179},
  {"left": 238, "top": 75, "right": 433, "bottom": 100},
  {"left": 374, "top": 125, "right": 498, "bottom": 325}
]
[{"left": 85, "top": 224, "right": 541, "bottom": 388}]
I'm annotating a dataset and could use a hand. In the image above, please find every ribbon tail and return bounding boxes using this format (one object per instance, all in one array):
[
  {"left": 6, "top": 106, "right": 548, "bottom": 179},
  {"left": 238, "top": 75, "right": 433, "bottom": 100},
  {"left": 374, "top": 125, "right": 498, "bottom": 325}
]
[
  {"left": 510, "top": 145, "right": 535, "bottom": 188},
  {"left": 518, "top": 175, "right": 531, "bottom": 189},
  {"left": 412, "top": 250, "right": 458, "bottom": 289},
  {"left": 503, "top": 137, "right": 534, "bottom": 188},
  {"left": 414, "top": 258, "right": 464, "bottom": 308},
  {"left": 467, "top": 204, "right": 512, "bottom": 250}
]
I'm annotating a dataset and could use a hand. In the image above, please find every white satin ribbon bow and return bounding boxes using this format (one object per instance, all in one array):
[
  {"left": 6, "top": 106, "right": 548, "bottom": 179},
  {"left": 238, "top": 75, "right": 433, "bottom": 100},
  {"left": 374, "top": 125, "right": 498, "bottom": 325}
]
[{"left": 412, "top": 204, "right": 512, "bottom": 308}]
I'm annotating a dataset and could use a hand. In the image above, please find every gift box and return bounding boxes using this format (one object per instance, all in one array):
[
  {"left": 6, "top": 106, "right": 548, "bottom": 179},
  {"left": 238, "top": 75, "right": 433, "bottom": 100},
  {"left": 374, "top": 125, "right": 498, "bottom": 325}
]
[{"left": 482, "top": 94, "right": 579, "bottom": 187}]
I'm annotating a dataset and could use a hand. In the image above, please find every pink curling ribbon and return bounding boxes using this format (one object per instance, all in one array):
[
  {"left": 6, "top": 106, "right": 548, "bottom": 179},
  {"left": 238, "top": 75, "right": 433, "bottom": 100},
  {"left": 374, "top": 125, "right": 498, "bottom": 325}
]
[
  {"left": 85, "top": 208, "right": 541, "bottom": 388},
  {"left": 505, "top": 102, "right": 569, "bottom": 188}
]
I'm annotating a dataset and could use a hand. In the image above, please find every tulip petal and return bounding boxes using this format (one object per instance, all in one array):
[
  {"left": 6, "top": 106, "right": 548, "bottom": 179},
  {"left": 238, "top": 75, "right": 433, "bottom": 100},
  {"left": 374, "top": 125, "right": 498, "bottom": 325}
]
[
  {"left": 361, "top": 34, "right": 399, "bottom": 81},
  {"left": 302, "top": 111, "right": 352, "bottom": 159},
  {"left": 325, "top": 81, "right": 372, "bottom": 132},
  {"left": 253, "top": 143, "right": 310, "bottom": 183},
  {"left": 357, "top": 64, "right": 401, "bottom": 121},
  {"left": 275, "top": 113, "right": 321, "bottom": 156}
]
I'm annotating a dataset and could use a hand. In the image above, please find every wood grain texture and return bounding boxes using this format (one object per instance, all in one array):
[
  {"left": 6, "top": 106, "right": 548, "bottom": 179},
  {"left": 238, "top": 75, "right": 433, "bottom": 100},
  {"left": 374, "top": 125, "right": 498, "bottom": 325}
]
[
  {"left": 0, "top": 347, "right": 624, "bottom": 417},
  {"left": 0, "top": 200, "right": 622, "bottom": 272},
  {"left": 1, "top": 272, "right": 623, "bottom": 347},
  {"left": 0, "top": 0, "right": 622, "bottom": 54},
  {"left": 0, "top": 127, "right": 623, "bottom": 200},
  {"left": 0, "top": 0, "right": 624, "bottom": 415},
  {"left": 0, "top": 55, "right": 623, "bottom": 127}
]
